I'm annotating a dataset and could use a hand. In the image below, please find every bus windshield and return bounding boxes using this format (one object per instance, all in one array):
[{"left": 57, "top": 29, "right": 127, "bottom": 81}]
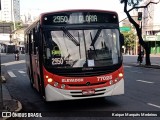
[{"left": 43, "top": 28, "right": 121, "bottom": 68}]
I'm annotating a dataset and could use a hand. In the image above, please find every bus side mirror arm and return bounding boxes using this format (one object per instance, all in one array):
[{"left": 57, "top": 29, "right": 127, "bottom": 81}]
[{"left": 120, "top": 33, "right": 124, "bottom": 46}]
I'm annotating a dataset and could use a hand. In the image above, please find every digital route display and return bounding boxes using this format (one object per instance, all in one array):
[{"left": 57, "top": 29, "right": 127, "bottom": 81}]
[{"left": 42, "top": 11, "right": 118, "bottom": 25}]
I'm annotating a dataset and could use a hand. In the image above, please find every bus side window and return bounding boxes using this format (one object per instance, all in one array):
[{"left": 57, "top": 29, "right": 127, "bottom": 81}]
[
  {"left": 30, "top": 31, "right": 34, "bottom": 54},
  {"left": 24, "top": 35, "right": 28, "bottom": 53},
  {"left": 30, "top": 29, "right": 38, "bottom": 55},
  {"left": 29, "top": 32, "right": 32, "bottom": 54},
  {"left": 33, "top": 28, "right": 38, "bottom": 54}
]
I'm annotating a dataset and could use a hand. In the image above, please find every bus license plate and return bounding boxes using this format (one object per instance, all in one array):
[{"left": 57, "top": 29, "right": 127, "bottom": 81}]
[{"left": 82, "top": 89, "right": 95, "bottom": 95}]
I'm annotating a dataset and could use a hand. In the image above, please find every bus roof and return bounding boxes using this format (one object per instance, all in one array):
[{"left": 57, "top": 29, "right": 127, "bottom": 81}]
[{"left": 24, "top": 9, "right": 118, "bottom": 33}]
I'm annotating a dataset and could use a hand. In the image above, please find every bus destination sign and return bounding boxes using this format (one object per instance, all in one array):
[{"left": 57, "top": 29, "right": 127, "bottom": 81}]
[{"left": 42, "top": 12, "right": 118, "bottom": 25}]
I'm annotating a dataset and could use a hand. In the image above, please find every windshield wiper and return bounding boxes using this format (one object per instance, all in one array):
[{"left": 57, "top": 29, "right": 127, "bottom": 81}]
[
  {"left": 90, "top": 32, "right": 97, "bottom": 56},
  {"left": 61, "top": 27, "right": 80, "bottom": 46},
  {"left": 90, "top": 28, "right": 102, "bottom": 46}
]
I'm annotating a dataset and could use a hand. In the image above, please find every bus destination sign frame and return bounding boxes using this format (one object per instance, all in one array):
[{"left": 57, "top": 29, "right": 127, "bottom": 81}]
[{"left": 42, "top": 11, "right": 118, "bottom": 25}]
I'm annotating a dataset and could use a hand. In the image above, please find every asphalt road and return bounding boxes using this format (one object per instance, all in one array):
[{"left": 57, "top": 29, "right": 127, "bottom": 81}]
[{"left": 1, "top": 54, "right": 160, "bottom": 120}]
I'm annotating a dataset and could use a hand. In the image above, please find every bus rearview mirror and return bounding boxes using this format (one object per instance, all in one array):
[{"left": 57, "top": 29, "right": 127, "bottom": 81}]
[{"left": 120, "top": 33, "right": 124, "bottom": 46}]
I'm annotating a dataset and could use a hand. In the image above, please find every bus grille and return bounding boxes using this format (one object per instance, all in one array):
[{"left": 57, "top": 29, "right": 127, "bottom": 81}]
[
  {"left": 56, "top": 70, "right": 112, "bottom": 77},
  {"left": 68, "top": 82, "right": 106, "bottom": 87}
]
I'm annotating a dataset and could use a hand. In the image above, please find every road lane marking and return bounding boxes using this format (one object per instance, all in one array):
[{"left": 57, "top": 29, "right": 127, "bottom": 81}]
[
  {"left": 130, "top": 71, "right": 142, "bottom": 73},
  {"left": 124, "top": 65, "right": 132, "bottom": 68},
  {"left": 147, "top": 103, "right": 160, "bottom": 109},
  {"left": 18, "top": 71, "right": 26, "bottom": 74},
  {"left": 1, "top": 60, "right": 25, "bottom": 66},
  {"left": 136, "top": 80, "right": 154, "bottom": 84},
  {"left": 7, "top": 71, "right": 16, "bottom": 77}
]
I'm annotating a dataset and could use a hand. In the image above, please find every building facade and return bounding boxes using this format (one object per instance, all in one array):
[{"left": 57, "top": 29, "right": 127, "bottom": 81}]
[
  {"left": 0, "top": 0, "right": 21, "bottom": 53},
  {"left": 0, "top": 23, "right": 15, "bottom": 53},
  {"left": 143, "top": 0, "right": 160, "bottom": 54},
  {"left": 0, "top": 0, "right": 20, "bottom": 22}
]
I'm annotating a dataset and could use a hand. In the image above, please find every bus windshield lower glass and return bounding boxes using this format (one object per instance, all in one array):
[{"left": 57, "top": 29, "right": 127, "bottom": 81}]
[{"left": 43, "top": 28, "right": 121, "bottom": 68}]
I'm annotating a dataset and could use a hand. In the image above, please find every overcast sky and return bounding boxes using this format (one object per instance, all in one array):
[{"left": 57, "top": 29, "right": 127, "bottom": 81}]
[{"left": 20, "top": 0, "right": 126, "bottom": 20}]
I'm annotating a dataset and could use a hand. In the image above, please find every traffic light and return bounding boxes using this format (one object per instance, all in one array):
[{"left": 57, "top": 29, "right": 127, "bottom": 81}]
[{"left": 138, "top": 12, "right": 142, "bottom": 21}]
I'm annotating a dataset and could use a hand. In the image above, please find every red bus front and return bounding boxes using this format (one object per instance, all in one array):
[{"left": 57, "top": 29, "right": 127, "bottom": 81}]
[{"left": 40, "top": 10, "right": 124, "bottom": 101}]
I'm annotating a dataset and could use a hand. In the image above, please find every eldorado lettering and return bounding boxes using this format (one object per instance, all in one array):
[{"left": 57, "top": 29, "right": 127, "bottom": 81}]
[{"left": 62, "top": 78, "right": 84, "bottom": 82}]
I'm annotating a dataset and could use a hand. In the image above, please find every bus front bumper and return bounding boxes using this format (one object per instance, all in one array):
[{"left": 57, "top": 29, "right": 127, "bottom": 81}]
[{"left": 45, "top": 78, "right": 124, "bottom": 101}]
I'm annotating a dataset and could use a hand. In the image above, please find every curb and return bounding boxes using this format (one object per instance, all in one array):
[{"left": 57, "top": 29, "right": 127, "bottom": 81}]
[
  {"left": 141, "top": 64, "right": 160, "bottom": 68},
  {"left": 2, "top": 99, "right": 22, "bottom": 120},
  {"left": 124, "top": 63, "right": 160, "bottom": 69},
  {"left": 15, "top": 100, "right": 22, "bottom": 112}
]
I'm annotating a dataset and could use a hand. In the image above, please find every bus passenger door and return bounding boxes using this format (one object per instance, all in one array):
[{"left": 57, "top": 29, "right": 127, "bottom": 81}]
[{"left": 30, "top": 30, "right": 40, "bottom": 91}]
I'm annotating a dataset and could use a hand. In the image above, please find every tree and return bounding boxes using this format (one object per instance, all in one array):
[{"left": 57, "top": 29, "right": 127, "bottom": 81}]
[
  {"left": 120, "top": 0, "right": 160, "bottom": 65},
  {"left": 10, "top": 21, "right": 23, "bottom": 30},
  {"left": 122, "top": 30, "right": 136, "bottom": 54},
  {"left": 15, "top": 22, "right": 23, "bottom": 30}
]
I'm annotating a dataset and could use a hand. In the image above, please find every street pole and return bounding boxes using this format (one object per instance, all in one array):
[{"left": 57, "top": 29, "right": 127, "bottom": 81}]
[
  {"left": 139, "top": 21, "right": 142, "bottom": 59},
  {"left": 136, "top": 38, "right": 138, "bottom": 55},
  {"left": 0, "top": 0, "right": 3, "bottom": 111},
  {"left": 155, "top": 38, "right": 156, "bottom": 54},
  {"left": 0, "top": 52, "right": 3, "bottom": 111},
  {"left": 11, "top": 0, "right": 16, "bottom": 31}
]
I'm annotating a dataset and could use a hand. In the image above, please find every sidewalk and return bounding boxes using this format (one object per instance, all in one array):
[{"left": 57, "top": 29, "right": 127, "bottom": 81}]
[
  {"left": 1, "top": 82, "right": 22, "bottom": 120},
  {"left": 124, "top": 62, "right": 160, "bottom": 69},
  {"left": 123, "top": 54, "right": 160, "bottom": 69},
  {"left": 0, "top": 64, "right": 22, "bottom": 120}
]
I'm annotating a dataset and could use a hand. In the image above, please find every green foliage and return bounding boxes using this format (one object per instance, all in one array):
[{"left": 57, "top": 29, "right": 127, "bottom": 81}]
[
  {"left": 121, "top": 30, "right": 136, "bottom": 49},
  {"left": 120, "top": 0, "right": 143, "bottom": 5},
  {"left": 15, "top": 22, "right": 23, "bottom": 30},
  {"left": 0, "top": 21, "right": 23, "bottom": 30},
  {"left": 120, "top": 0, "right": 143, "bottom": 7}
]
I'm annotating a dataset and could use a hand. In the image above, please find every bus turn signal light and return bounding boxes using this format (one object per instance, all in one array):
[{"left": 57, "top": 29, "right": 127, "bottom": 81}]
[{"left": 45, "top": 76, "right": 49, "bottom": 78}]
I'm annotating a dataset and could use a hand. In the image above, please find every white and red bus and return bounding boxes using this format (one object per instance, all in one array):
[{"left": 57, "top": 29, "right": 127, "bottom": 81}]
[{"left": 24, "top": 9, "right": 124, "bottom": 101}]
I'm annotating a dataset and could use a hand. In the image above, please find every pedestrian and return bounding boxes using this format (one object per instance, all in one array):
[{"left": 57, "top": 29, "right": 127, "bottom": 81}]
[
  {"left": 137, "top": 50, "right": 144, "bottom": 65},
  {"left": 14, "top": 49, "right": 19, "bottom": 61}
]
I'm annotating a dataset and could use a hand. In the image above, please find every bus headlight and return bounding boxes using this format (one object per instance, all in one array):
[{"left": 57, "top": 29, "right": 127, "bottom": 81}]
[{"left": 48, "top": 78, "right": 53, "bottom": 83}]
